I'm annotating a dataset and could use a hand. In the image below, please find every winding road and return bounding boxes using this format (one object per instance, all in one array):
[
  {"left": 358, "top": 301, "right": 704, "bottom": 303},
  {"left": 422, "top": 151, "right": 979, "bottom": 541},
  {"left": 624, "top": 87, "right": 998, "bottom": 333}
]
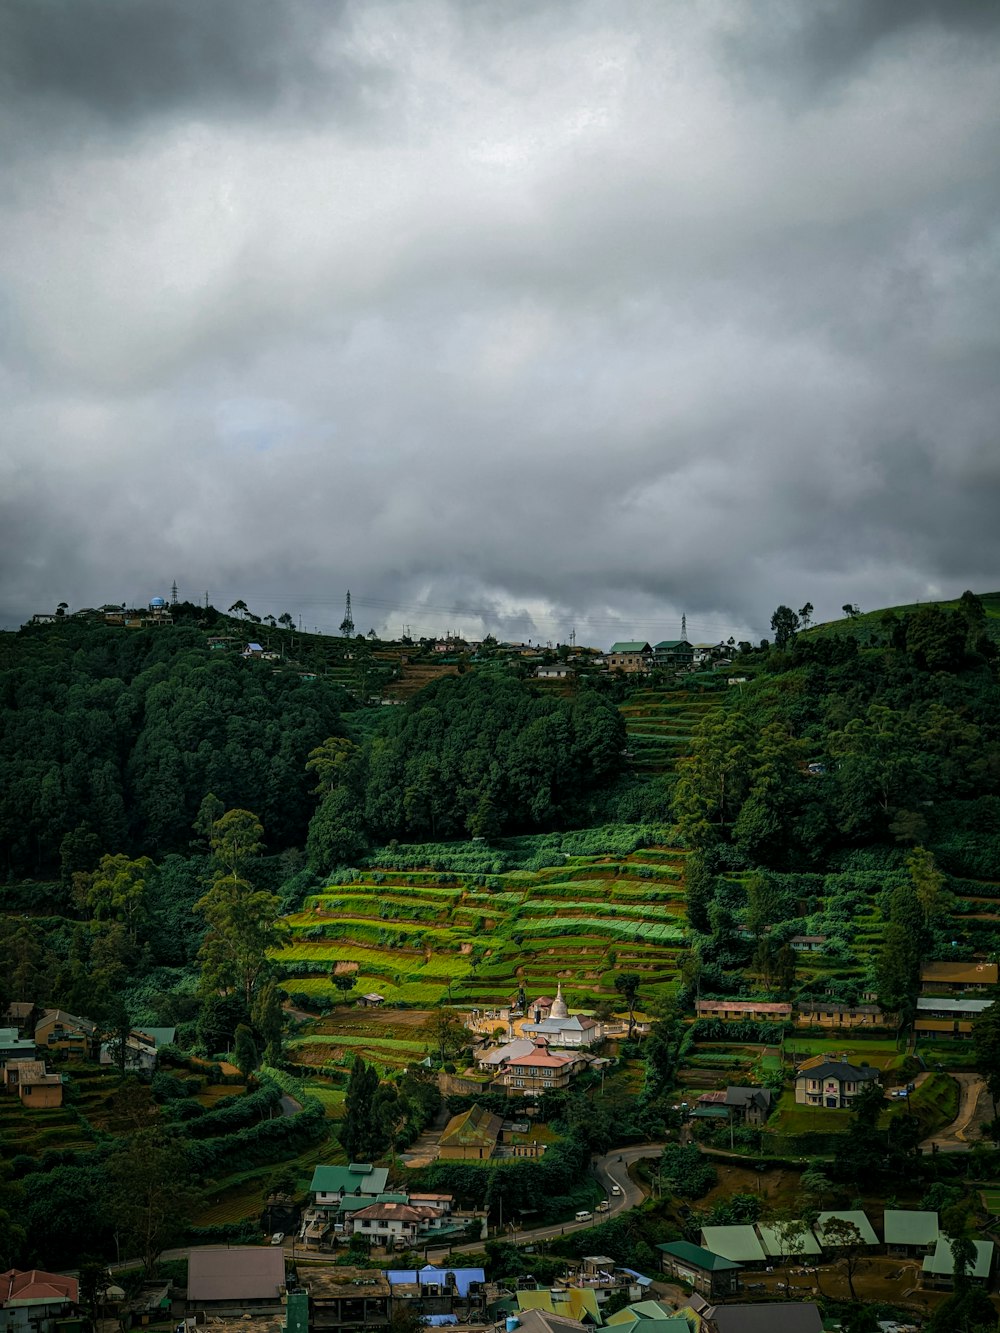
[{"left": 424, "top": 1142, "right": 665, "bottom": 1259}]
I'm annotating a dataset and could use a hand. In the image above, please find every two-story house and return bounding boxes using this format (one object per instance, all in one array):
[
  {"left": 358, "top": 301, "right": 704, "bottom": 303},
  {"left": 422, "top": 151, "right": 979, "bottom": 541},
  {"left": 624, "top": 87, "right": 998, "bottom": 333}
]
[
  {"left": 793, "top": 1058, "right": 880, "bottom": 1108},
  {"left": 309, "top": 1163, "right": 390, "bottom": 1212},
  {"left": 33, "top": 1010, "right": 98, "bottom": 1061}
]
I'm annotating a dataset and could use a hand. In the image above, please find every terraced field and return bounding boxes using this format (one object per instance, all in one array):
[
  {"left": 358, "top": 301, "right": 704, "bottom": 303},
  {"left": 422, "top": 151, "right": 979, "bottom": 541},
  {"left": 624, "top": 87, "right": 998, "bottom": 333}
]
[
  {"left": 272, "top": 837, "right": 691, "bottom": 1025},
  {"left": 619, "top": 686, "right": 724, "bottom": 776}
]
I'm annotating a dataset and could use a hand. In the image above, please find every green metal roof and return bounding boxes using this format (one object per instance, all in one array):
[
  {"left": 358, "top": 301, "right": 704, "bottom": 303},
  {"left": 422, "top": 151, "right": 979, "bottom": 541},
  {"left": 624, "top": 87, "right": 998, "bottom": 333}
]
[
  {"left": 609, "top": 642, "right": 651, "bottom": 654},
  {"left": 309, "top": 1164, "right": 389, "bottom": 1195},
  {"left": 657, "top": 1240, "right": 742, "bottom": 1272},
  {"left": 922, "top": 1237, "right": 994, "bottom": 1279},
  {"left": 700, "top": 1225, "right": 767, "bottom": 1263},
  {"left": 756, "top": 1224, "right": 822, "bottom": 1258},
  {"left": 815, "top": 1211, "right": 879, "bottom": 1248},
  {"left": 883, "top": 1210, "right": 939, "bottom": 1247}
]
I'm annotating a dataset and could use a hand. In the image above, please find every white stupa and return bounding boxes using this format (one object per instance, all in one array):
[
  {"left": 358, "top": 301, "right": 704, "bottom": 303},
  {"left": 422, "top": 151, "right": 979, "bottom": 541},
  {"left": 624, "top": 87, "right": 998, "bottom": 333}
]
[{"left": 550, "top": 983, "right": 568, "bottom": 1020}]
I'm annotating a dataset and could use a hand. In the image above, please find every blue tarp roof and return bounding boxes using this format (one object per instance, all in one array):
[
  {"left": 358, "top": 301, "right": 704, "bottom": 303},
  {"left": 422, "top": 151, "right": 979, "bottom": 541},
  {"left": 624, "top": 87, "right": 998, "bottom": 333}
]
[
  {"left": 618, "top": 1269, "right": 652, "bottom": 1286},
  {"left": 423, "top": 1318, "right": 459, "bottom": 1326},
  {"left": 384, "top": 1268, "right": 486, "bottom": 1299}
]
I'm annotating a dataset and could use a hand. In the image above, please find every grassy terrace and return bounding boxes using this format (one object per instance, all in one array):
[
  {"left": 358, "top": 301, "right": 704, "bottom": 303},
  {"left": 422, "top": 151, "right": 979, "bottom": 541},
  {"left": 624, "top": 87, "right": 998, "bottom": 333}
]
[{"left": 272, "top": 830, "right": 690, "bottom": 1013}]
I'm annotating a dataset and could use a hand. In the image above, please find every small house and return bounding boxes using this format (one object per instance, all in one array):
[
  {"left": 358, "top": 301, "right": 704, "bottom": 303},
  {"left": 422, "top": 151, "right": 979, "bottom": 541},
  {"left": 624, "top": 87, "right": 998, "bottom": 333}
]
[
  {"left": 0, "top": 1029, "right": 36, "bottom": 1065},
  {"left": 657, "top": 1241, "right": 742, "bottom": 1299},
  {"left": 606, "top": 643, "right": 653, "bottom": 673},
  {"left": 2, "top": 1060, "right": 62, "bottom": 1107},
  {"left": 795, "top": 1001, "right": 893, "bottom": 1030},
  {"left": 33, "top": 1010, "right": 98, "bottom": 1061},
  {"left": 696, "top": 999, "right": 792, "bottom": 1023},
  {"left": 438, "top": 1105, "right": 503, "bottom": 1160}
]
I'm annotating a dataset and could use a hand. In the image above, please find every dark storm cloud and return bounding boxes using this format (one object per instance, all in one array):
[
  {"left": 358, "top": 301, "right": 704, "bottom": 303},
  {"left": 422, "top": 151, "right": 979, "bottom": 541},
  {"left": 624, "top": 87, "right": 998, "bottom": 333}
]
[
  {"left": 0, "top": 0, "right": 384, "bottom": 143},
  {"left": 2, "top": 0, "right": 999, "bottom": 643}
]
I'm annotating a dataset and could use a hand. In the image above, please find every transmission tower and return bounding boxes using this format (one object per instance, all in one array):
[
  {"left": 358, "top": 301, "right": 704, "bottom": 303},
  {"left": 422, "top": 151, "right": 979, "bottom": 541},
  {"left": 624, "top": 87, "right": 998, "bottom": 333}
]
[
  {"left": 339, "top": 590, "right": 355, "bottom": 638},
  {"left": 170, "top": 580, "right": 178, "bottom": 606},
  {"left": 681, "top": 613, "right": 687, "bottom": 641}
]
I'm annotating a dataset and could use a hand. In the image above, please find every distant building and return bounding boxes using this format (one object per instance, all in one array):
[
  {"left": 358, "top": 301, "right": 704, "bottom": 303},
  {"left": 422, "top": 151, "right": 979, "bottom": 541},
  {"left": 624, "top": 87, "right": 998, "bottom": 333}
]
[
  {"left": 186, "top": 1247, "right": 285, "bottom": 1310},
  {"left": 606, "top": 643, "right": 652, "bottom": 673},
  {"left": 921, "top": 1237, "right": 995, "bottom": 1289},
  {"left": 884, "top": 1210, "right": 939, "bottom": 1257},
  {"left": 498, "top": 1041, "right": 585, "bottom": 1095},
  {"left": 33, "top": 1010, "right": 98, "bottom": 1061},
  {"left": 652, "top": 640, "right": 695, "bottom": 670},
  {"left": 795, "top": 1001, "right": 894, "bottom": 1030},
  {"left": 696, "top": 999, "right": 792, "bottom": 1023},
  {"left": 915, "top": 996, "right": 991, "bottom": 1039},
  {"left": 0, "top": 1029, "right": 36, "bottom": 1066},
  {"left": 438, "top": 1105, "right": 504, "bottom": 1160},
  {"left": 694, "top": 1086, "right": 772, "bottom": 1126},
  {"left": 309, "top": 1163, "right": 390, "bottom": 1210}
]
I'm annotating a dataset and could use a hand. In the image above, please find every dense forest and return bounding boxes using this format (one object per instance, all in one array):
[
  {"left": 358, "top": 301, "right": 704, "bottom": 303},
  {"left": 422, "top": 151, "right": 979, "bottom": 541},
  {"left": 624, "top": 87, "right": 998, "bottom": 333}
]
[{"left": 0, "top": 617, "right": 626, "bottom": 880}]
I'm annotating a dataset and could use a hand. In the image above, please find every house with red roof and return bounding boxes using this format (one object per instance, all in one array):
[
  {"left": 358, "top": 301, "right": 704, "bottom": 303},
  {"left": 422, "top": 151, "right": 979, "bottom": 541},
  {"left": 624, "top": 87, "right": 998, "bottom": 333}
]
[
  {"left": 0, "top": 1270, "right": 79, "bottom": 1333},
  {"left": 498, "top": 1039, "right": 586, "bottom": 1095}
]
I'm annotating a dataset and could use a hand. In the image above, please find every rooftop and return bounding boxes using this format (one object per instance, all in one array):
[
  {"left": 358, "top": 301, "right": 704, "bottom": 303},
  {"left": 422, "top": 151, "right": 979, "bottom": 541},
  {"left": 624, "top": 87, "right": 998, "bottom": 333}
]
[
  {"left": 699, "top": 1225, "right": 767, "bottom": 1264},
  {"left": 0, "top": 1269, "right": 79, "bottom": 1305},
  {"left": 921, "top": 961, "right": 998, "bottom": 985},
  {"left": 310, "top": 1164, "right": 389, "bottom": 1195},
  {"left": 815, "top": 1211, "right": 879, "bottom": 1247},
  {"left": 187, "top": 1247, "right": 285, "bottom": 1303},
  {"left": 657, "top": 1240, "right": 742, "bottom": 1272},
  {"left": 883, "top": 1210, "right": 939, "bottom": 1247},
  {"left": 922, "top": 1237, "right": 994, "bottom": 1279},
  {"left": 439, "top": 1104, "right": 504, "bottom": 1149}
]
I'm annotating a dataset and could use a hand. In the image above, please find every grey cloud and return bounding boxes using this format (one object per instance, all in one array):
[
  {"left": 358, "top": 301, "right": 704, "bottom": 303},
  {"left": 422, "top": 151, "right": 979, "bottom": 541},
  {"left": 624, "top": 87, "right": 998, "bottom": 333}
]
[{"left": 2, "top": 1, "right": 999, "bottom": 645}]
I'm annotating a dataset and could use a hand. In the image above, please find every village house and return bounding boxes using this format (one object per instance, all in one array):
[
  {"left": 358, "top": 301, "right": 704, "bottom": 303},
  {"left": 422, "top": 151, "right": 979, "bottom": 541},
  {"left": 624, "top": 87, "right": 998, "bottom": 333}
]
[
  {"left": 695, "top": 999, "right": 792, "bottom": 1023},
  {"left": 520, "top": 988, "right": 603, "bottom": 1047},
  {"left": 99, "top": 1025, "right": 175, "bottom": 1072},
  {"left": 920, "top": 961, "right": 998, "bottom": 993},
  {"left": 606, "top": 643, "right": 652, "bottom": 673},
  {"left": 310, "top": 1163, "right": 390, "bottom": 1211},
  {"left": 0, "top": 1269, "right": 79, "bottom": 1333},
  {"left": 699, "top": 1226, "right": 767, "bottom": 1269},
  {"left": 535, "top": 664, "right": 576, "bottom": 679},
  {"left": 1, "top": 1003, "right": 36, "bottom": 1037},
  {"left": 651, "top": 640, "right": 695, "bottom": 671},
  {"left": 657, "top": 1242, "right": 742, "bottom": 1299},
  {"left": 0, "top": 1029, "right": 35, "bottom": 1067},
  {"left": 789, "top": 935, "right": 828, "bottom": 952},
  {"left": 476, "top": 1038, "right": 538, "bottom": 1071},
  {"left": 347, "top": 1202, "right": 435, "bottom": 1248},
  {"left": 499, "top": 1041, "right": 585, "bottom": 1095},
  {"left": 438, "top": 1105, "right": 504, "bottom": 1160},
  {"left": 33, "top": 1009, "right": 98, "bottom": 1061},
  {"left": 1, "top": 1060, "right": 62, "bottom": 1108},
  {"left": 793, "top": 1057, "right": 881, "bottom": 1108}
]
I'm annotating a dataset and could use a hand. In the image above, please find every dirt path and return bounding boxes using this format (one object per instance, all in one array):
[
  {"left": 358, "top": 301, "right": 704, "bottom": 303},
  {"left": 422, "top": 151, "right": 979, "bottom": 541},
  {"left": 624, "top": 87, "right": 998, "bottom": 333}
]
[{"left": 920, "top": 1072, "right": 988, "bottom": 1152}]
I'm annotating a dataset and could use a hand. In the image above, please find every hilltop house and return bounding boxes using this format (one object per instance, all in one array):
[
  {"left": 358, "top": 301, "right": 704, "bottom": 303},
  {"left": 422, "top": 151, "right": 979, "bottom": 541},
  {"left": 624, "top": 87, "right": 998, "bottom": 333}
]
[
  {"left": 652, "top": 640, "right": 695, "bottom": 670},
  {"left": 795, "top": 1001, "right": 894, "bottom": 1029},
  {"left": 347, "top": 1202, "right": 437, "bottom": 1248},
  {"left": 606, "top": 643, "right": 652, "bottom": 673},
  {"left": 794, "top": 1058, "right": 880, "bottom": 1108}
]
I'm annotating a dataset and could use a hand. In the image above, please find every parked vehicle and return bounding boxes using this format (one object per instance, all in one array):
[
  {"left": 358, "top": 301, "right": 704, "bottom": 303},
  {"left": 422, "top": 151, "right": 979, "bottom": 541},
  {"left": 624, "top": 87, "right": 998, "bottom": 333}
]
[{"left": 271, "top": 1232, "right": 285, "bottom": 1246}]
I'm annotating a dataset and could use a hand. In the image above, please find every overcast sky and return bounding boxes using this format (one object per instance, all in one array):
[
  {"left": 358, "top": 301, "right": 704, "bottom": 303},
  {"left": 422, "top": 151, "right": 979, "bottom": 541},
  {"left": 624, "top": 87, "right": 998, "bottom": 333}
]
[{"left": 2, "top": 0, "right": 999, "bottom": 645}]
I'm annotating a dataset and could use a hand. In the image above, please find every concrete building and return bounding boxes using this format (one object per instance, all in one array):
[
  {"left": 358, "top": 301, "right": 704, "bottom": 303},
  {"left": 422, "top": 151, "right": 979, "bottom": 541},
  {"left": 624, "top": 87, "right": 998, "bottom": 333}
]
[
  {"left": 0, "top": 1269, "right": 79, "bottom": 1333},
  {"left": 793, "top": 1058, "right": 880, "bottom": 1108},
  {"left": 657, "top": 1242, "right": 742, "bottom": 1299}
]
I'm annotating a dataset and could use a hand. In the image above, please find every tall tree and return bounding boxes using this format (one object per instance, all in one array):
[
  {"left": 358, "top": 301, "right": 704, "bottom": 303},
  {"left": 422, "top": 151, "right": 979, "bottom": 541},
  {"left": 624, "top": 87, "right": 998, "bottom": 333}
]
[
  {"left": 769, "top": 605, "right": 800, "bottom": 650},
  {"left": 614, "top": 973, "right": 641, "bottom": 1038},
  {"left": 83, "top": 853, "right": 152, "bottom": 947}
]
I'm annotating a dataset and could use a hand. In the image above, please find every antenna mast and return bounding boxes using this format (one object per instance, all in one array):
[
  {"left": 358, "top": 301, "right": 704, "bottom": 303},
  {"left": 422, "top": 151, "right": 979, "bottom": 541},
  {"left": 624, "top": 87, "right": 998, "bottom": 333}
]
[
  {"left": 340, "top": 590, "right": 355, "bottom": 638},
  {"left": 170, "top": 580, "right": 178, "bottom": 606},
  {"left": 681, "top": 613, "right": 687, "bottom": 641}
]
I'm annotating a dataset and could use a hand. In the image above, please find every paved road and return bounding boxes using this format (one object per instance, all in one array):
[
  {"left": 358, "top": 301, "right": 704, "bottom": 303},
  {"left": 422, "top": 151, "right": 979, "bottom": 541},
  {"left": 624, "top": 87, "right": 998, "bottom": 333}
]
[{"left": 425, "top": 1142, "right": 666, "bottom": 1258}]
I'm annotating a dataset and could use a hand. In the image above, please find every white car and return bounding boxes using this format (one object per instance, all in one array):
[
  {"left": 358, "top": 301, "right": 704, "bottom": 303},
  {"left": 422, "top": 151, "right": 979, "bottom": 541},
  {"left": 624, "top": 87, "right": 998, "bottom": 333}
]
[
  {"left": 611, "top": 1184, "right": 622, "bottom": 1196},
  {"left": 270, "top": 1232, "right": 285, "bottom": 1246}
]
